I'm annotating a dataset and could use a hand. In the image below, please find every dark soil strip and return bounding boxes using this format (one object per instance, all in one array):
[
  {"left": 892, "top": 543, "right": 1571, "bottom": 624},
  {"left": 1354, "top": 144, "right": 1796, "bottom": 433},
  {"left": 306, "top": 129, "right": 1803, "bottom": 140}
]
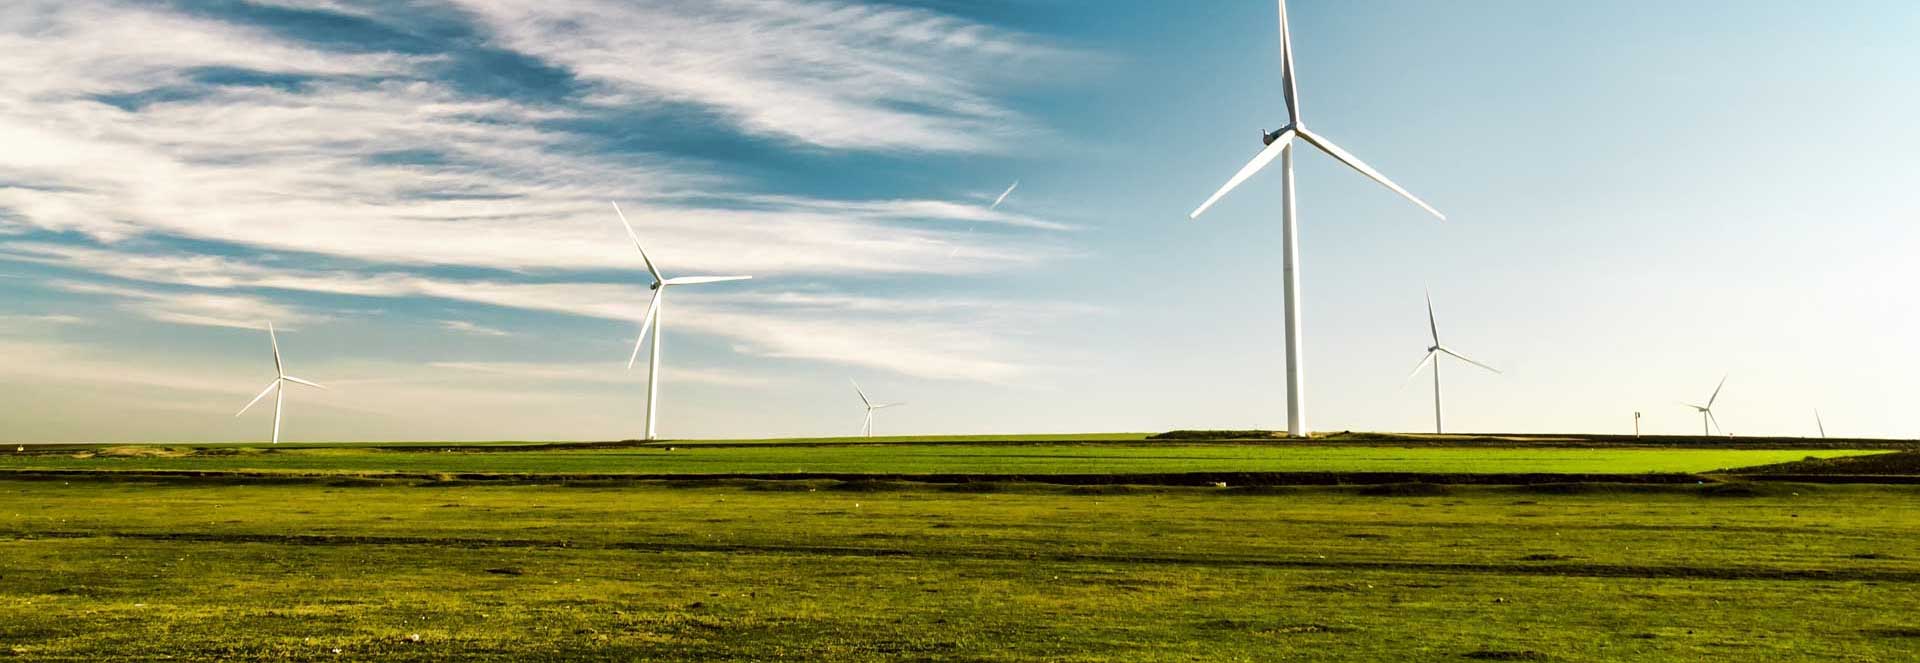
[
  {"left": 0, "top": 468, "right": 1714, "bottom": 487},
  {"left": 1733, "top": 474, "right": 1920, "bottom": 484},
  {"left": 8, "top": 529, "right": 1918, "bottom": 584}
]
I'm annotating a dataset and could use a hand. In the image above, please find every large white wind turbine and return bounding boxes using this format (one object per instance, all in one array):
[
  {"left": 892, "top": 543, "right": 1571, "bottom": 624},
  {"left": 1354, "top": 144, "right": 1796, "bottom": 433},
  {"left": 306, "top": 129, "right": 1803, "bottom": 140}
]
[
  {"left": 234, "top": 322, "right": 326, "bottom": 444},
  {"left": 1404, "top": 293, "right": 1500, "bottom": 434},
  {"left": 850, "top": 379, "right": 905, "bottom": 438},
  {"left": 1188, "top": 0, "right": 1445, "bottom": 437},
  {"left": 611, "top": 202, "right": 752, "bottom": 441},
  {"left": 1680, "top": 375, "right": 1729, "bottom": 437}
]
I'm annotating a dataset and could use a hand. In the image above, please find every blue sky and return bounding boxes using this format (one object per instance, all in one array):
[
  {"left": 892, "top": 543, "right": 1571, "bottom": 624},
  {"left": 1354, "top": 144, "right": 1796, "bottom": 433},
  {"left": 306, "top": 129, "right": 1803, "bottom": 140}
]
[{"left": 3, "top": 0, "right": 1916, "bottom": 443}]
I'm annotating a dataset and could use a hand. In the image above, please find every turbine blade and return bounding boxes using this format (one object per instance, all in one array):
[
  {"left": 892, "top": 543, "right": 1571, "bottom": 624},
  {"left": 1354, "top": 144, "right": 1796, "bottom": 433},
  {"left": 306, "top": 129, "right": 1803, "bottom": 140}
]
[
  {"left": 1815, "top": 409, "right": 1826, "bottom": 438},
  {"left": 850, "top": 379, "right": 871, "bottom": 408},
  {"left": 282, "top": 376, "right": 326, "bottom": 390},
  {"left": 1278, "top": 0, "right": 1301, "bottom": 124},
  {"left": 1707, "top": 410, "right": 1725, "bottom": 435},
  {"left": 1708, "top": 374, "right": 1728, "bottom": 408},
  {"left": 1189, "top": 128, "right": 1295, "bottom": 219},
  {"left": 663, "top": 276, "right": 752, "bottom": 286},
  {"left": 627, "top": 289, "right": 662, "bottom": 370},
  {"left": 236, "top": 380, "right": 278, "bottom": 417},
  {"left": 267, "top": 321, "right": 282, "bottom": 377},
  {"left": 1424, "top": 290, "right": 1439, "bottom": 345},
  {"left": 610, "top": 201, "right": 664, "bottom": 284},
  {"left": 1438, "top": 346, "right": 1501, "bottom": 374},
  {"left": 1296, "top": 129, "right": 1445, "bottom": 220},
  {"left": 875, "top": 402, "right": 907, "bottom": 409},
  {"left": 1403, "top": 350, "right": 1436, "bottom": 385},
  {"left": 989, "top": 180, "right": 1019, "bottom": 210}
]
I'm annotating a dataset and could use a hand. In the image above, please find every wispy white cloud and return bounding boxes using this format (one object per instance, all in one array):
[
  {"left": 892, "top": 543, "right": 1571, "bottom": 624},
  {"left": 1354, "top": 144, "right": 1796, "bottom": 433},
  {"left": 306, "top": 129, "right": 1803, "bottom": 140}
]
[
  {"left": 457, "top": 0, "right": 1069, "bottom": 153},
  {"left": 438, "top": 319, "right": 512, "bottom": 337},
  {"left": 431, "top": 360, "right": 771, "bottom": 387},
  {"left": 7, "top": 244, "right": 1060, "bottom": 382},
  {"left": 49, "top": 280, "right": 308, "bottom": 331},
  {"left": 0, "top": 1, "right": 1076, "bottom": 278},
  {"left": 0, "top": 0, "right": 1090, "bottom": 400},
  {"left": 0, "top": 313, "right": 88, "bottom": 326}
]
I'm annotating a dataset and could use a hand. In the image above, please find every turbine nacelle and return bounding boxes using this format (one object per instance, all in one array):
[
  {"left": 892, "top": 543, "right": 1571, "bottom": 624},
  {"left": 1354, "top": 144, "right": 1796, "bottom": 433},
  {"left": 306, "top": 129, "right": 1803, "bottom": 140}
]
[{"left": 1261, "top": 124, "right": 1297, "bottom": 146}]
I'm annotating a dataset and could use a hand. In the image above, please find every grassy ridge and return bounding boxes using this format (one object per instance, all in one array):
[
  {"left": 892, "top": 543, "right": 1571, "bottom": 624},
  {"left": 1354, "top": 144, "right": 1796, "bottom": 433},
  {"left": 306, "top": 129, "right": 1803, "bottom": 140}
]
[
  {"left": 4, "top": 480, "right": 1919, "bottom": 660},
  {"left": 0, "top": 444, "right": 1883, "bottom": 479}
]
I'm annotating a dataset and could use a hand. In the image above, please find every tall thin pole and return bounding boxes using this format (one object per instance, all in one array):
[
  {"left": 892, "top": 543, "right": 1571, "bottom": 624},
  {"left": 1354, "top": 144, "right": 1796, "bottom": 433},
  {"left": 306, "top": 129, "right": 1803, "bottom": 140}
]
[
  {"left": 1432, "top": 359, "right": 1443, "bottom": 434},
  {"left": 272, "top": 384, "right": 284, "bottom": 445},
  {"left": 646, "top": 293, "right": 664, "bottom": 441},
  {"left": 1280, "top": 144, "right": 1306, "bottom": 437}
]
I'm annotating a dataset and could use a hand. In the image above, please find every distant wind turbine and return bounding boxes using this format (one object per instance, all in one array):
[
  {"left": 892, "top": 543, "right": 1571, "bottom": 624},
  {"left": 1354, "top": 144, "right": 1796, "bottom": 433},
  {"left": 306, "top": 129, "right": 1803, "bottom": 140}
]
[
  {"left": 1188, "top": 0, "right": 1444, "bottom": 437},
  {"left": 234, "top": 322, "right": 326, "bottom": 444},
  {"left": 612, "top": 201, "right": 753, "bottom": 441},
  {"left": 1404, "top": 293, "right": 1499, "bottom": 434},
  {"left": 989, "top": 180, "right": 1019, "bottom": 210},
  {"left": 850, "top": 379, "right": 905, "bottom": 438},
  {"left": 951, "top": 180, "right": 1020, "bottom": 258},
  {"left": 1680, "top": 375, "right": 1729, "bottom": 437}
]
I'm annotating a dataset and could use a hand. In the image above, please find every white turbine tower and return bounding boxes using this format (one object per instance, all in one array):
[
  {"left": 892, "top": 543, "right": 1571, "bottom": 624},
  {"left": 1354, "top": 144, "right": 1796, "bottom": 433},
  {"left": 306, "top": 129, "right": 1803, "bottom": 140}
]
[
  {"left": 234, "top": 322, "right": 326, "bottom": 444},
  {"left": 1680, "top": 375, "right": 1728, "bottom": 437},
  {"left": 1188, "top": 0, "right": 1445, "bottom": 438},
  {"left": 1404, "top": 293, "right": 1499, "bottom": 434},
  {"left": 612, "top": 202, "right": 752, "bottom": 441},
  {"left": 850, "top": 379, "right": 905, "bottom": 438}
]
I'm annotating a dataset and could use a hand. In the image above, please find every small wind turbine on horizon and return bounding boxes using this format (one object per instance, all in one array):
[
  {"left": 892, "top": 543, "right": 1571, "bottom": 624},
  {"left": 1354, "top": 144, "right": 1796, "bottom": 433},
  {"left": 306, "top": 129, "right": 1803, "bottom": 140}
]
[
  {"left": 611, "top": 201, "right": 753, "bottom": 441},
  {"left": 1404, "top": 292, "right": 1499, "bottom": 434},
  {"left": 234, "top": 322, "right": 326, "bottom": 444},
  {"left": 850, "top": 379, "right": 905, "bottom": 438},
  {"left": 1680, "top": 375, "right": 1729, "bottom": 437},
  {"left": 1187, "top": 0, "right": 1445, "bottom": 438}
]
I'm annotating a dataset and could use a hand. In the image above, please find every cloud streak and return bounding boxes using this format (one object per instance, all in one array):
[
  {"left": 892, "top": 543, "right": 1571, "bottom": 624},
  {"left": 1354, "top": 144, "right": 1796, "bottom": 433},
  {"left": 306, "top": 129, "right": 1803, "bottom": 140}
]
[
  {"left": 0, "top": 0, "right": 1076, "bottom": 279},
  {"left": 5, "top": 243, "right": 1060, "bottom": 382},
  {"left": 458, "top": 0, "right": 1066, "bottom": 152}
]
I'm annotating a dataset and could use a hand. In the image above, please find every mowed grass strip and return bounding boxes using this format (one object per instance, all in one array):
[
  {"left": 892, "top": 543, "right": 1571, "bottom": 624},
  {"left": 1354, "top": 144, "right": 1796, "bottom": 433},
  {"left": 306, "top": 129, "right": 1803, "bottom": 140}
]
[
  {"left": 0, "top": 445, "right": 1884, "bottom": 478},
  {"left": 3, "top": 480, "right": 1919, "bottom": 661}
]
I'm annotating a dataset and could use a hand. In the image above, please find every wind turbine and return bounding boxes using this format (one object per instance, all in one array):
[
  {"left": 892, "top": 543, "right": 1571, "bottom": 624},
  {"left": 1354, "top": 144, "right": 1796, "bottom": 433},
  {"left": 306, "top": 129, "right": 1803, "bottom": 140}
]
[
  {"left": 611, "top": 202, "right": 752, "bottom": 441},
  {"left": 234, "top": 322, "right": 326, "bottom": 444},
  {"left": 1680, "top": 375, "right": 1728, "bottom": 437},
  {"left": 1404, "top": 293, "right": 1499, "bottom": 434},
  {"left": 1188, "top": 0, "right": 1445, "bottom": 437},
  {"left": 950, "top": 180, "right": 1019, "bottom": 258},
  {"left": 850, "top": 379, "right": 905, "bottom": 438}
]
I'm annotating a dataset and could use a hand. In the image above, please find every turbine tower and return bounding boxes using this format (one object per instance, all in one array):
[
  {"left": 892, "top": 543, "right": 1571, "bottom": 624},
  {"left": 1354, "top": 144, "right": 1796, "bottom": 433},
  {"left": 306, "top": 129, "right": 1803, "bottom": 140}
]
[
  {"left": 1680, "top": 375, "right": 1728, "bottom": 437},
  {"left": 850, "top": 379, "right": 905, "bottom": 438},
  {"left": 234, "top": 321, "right": 326, "bottom": 444},
  {"left": 1188, "top": 0, "right": 1445, "bottom": 437},
  {"left": 612, "top": 202, "right": 753, "bottom": 441},
  {"left": 1404, "top": 292, "right": 1499, "bottom": 434}
]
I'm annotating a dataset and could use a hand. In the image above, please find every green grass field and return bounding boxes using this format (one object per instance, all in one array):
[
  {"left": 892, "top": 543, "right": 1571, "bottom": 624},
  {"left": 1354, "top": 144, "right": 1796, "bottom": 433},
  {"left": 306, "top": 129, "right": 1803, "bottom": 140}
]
[
  {"left": 5, "top": 437, "right": 1917, "bottom": 660},
  {"left": 5, "top": 479, "right": 1919, "bottom": 661},
  {"left": 0, "top": 444, "right": 1883, "bottom": 479}
]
